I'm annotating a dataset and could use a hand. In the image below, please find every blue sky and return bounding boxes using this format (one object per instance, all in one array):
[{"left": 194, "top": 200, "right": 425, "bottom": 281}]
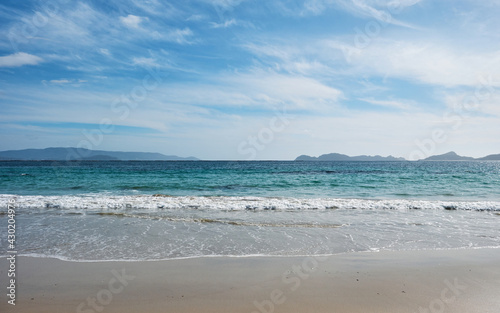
[{"left": 1, "top": 0, "right": 499, "bottom": 160}]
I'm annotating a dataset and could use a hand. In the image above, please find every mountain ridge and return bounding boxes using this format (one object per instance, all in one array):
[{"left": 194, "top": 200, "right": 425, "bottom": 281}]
[
  {"left": 422, "top": 151, "right": 474, "bottom": 161},
  {"left": 0, "top": 147, "right": 199, "bottom": 161},
  {"left": 295, "top": 151, "right": 500, "bottom": 161},
  {"left": 295, "top": 153, "right": 406, "bottom": 161},
  {"left": 477, "top": 154, "right": 500, "bottom": 161}
]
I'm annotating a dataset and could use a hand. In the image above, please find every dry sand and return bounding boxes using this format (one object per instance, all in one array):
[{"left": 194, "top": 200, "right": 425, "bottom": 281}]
[{"left": 1, "top": 248, "right": 500, "bottom": 313}]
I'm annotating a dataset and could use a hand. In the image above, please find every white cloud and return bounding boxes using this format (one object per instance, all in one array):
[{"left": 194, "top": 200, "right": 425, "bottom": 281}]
[
  {"left": 120, "top": 15, "right": 144, "bottom": 29},
  {"left": 50, "top": 79, "right": 70, "bottom": 84},
  {"left": 0, "top": 52, "right": 43, "bottom": 67},
  {"left": 359, "top": 97, "right": 414, "bottom": 110},
  {"left": 210, "top": 18, "right": 237, "bottom": 28},
  {"left": 41, "top": 79, "right": 88, "bottom": 85},
  {"left": 210, "top": 18, "right": 254, "bottom": 29}
]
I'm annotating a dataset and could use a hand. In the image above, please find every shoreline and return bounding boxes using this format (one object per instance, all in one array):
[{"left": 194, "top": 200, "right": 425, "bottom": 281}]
[
  {"left": 2, "top": 248, "right": 500, "bottom": 312},
  {"left": 3, "top": 246, "right": 500, "bottom": 263}
]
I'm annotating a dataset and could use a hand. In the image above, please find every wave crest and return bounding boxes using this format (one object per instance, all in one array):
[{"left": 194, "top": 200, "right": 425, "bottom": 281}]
[{"left": 2, "top": 194, "right": 500, "bottom": 213}]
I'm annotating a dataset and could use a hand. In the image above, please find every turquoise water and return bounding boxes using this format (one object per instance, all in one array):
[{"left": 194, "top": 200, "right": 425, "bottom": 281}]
[
  {"left": 1, "top": 160, "right": 500, "bottom": 261},
  {"left": 1, "top": 160, "right": 500, "bottom": 200}
]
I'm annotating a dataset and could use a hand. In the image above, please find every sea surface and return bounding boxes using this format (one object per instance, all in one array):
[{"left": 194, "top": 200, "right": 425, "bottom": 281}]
[{"left": 1, "top": 160, "right": 500, "bottom": 261}]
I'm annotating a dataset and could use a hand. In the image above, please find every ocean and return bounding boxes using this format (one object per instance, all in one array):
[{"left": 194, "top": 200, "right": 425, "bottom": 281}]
[{"left": 1, "top": 160, "right": 499, "bottom": 261}]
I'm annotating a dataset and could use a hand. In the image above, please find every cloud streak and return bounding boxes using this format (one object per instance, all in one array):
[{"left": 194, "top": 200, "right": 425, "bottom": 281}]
[{"left": 336, "top": 0, "right": 424, "bottom": 28}]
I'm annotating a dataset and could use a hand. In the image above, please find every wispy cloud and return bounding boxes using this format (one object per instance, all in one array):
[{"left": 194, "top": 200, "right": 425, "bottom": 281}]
[
  {"left": 359, "top": 97, "right": 414, "bottom": 110},
  {"left": 244, "top": 35, "right": 500, "bottom": 88},
  {"left": 186, "top": 14, "right": 206, "bottom": 22},
  {"left": 336, "top": 0, "right": 423, "bottom": 28},
  {"left": 0, "top": 52, "right": 43, "bottom": 67},
  {"left": 49, "top": 79, "right": 70, "bottom": 84},
  {"left": 99, "top": 48, "right": 111, "bottom": 56},
  {"left": 344, "top": 39, "right": 500, "bottom": 87},
  {"left": 132, "top": 57, "right": 158, "bottom": 67},
  {"left": 155, "top": 69, "right": 343, "bottom": 112},
  {"left": 210, "top": 18, "right": 254, "bottom": 29},
  {"left": 210, "top": 18, "right": 237, "bottom": 28},
  {"left": 206, "top": 0, "right": 247, "bottom": 10},
  {"left": 154, "top": 28, "right": 194, "bottom": 44},
  {"left": 271, "top": 0, "right": 422, "bottom": 20},
  {"left": 243, "top": 41, "right": 335, "bottom": 76},
  {"left": 128, "top": 0, "right": 181, "bottom": 17},
  {"left": 40, "top": 79, "right": 88, "bottom": 85}
]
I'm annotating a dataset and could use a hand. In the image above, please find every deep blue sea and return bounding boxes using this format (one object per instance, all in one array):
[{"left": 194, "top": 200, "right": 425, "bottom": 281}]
[{"left": 1, "top": 160, "right": 500, "bottom": 261}]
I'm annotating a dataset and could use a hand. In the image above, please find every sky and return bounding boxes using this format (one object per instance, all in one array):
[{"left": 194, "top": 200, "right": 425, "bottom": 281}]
[{"left": 0, "top": 0, "right": 499, "bottom": 160}]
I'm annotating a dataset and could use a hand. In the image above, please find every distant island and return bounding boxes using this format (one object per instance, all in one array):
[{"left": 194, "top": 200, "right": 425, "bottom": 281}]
[
  {"left": 0, "top": 147, "right": 199, "bottom": 161},
  {"left": 295, "top": 151, "right": 500, "bottom": 161},
  {"left": 422, "top": 151, "right": 474, "bottom": 161},
  {"left": 295, "top": 153, "right": 405, "bottom": 162}
]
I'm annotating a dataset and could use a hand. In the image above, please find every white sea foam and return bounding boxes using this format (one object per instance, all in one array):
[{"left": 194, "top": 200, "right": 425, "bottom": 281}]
[
  {"left": 1, "top": 194, "right": 499, "bottom": 213},
  {"left": 2, "top": 193, "right": 500, "bottom": 262}
]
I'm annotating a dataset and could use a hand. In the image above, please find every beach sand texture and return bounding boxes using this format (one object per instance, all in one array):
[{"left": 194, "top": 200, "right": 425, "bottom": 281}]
[{"left": 1, "top": 248, "right": 499, "bottom": 313}]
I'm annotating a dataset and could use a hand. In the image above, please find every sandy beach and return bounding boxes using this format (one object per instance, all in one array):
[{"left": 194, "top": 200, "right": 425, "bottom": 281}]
[{"left": 1, "top": 248, "right": 500, "bottom": 313}]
